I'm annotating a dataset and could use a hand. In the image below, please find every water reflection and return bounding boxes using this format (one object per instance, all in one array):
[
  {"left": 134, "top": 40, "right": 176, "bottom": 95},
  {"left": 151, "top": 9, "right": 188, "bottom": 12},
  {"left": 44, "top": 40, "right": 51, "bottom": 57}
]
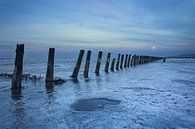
[
  {"left": 13, "top": 102, "right": 26, "bottom": 117},
  {"left": 95, "top": 76, "right": 103, "bottom": 89},
  {"left": 84, "top": 78, "right": 90, "bottom": 83},
  {"left": 71, "top": 78, "right": 79, "bottom": 83},
  {"left": 45, "top": 82, "right": 55, "bottom": 105},
  {"left": 11, "top": 88, "right": 26, "bottom": 128},
  {"left": 45, "top": 82, "right": 54, "bottom": 94},
  {"left": 73, "top": 81, "right": 83, "bottom": 97},
  {"left": 11, "top": 88, "right": 22, "bottom": 101},
  {"left": 104, "top": 73, "right": 111, "bottom": 82}
]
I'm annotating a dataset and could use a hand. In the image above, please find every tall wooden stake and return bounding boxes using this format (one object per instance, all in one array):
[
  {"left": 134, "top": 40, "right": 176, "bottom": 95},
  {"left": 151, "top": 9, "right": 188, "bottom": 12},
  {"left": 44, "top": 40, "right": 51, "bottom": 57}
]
[
  {"left": 95, "top": 51, "right": 103, "bottom": 76},
  {"left": 104, "top": 52, "right": 111, "bottom": 73},
  {"left": 12, "top": 44, "right": 24, "bottom": 89},
  {"left": 83, "top": 50, "right": 91, "bottom": 78},
  {"left": 71, "top": 50, "right": 85, "bottom": 79},
  {"left": 46, "top": 48, "right": 55, "bottom": 82}
]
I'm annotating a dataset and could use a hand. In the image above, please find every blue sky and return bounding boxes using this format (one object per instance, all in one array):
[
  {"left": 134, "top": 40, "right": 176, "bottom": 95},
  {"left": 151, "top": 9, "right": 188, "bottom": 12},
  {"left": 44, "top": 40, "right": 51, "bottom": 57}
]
[{"left": 0, "top": 0, "right": 195, "bottom": 56}]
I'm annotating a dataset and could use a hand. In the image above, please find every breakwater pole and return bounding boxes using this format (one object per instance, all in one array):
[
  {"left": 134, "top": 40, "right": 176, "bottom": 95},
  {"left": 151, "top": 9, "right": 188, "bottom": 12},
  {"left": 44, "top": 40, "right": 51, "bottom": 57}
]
[
  {"left": 142, "top": 56, "right": 147, "bottom": 64},
  {"left": 130, "top": 55, "right": 134, "bottom": 67},
  {"left": 141, "top": 56, "right": 145, "bottom": 64},
  {"left": 127, "top": 54, "right": 131, "bottom": 67},
  {"left": 104, "top": 53, "right": 111, "bottom": 73},
  {"left": 12, "top": 44, "right": 24, "bottom": 90},
  {"left": 163, "top": 58, "right": 166, "bottom": 62},
  {"left": 110, "top": 58, "right": 116, "bottom": 72},
  {"left": 120, "top": 54, "right": 124, "bottom": 69},
  {"left": 124, "top": 54, "right": 128, "bottom": 68},
  {"left": 83, "top": 50, "right": 91, "bottom": 78},
  {"left": 115, "top": 54, "right": 121, "bottom": 70},
  {"left": 95, "top": 51, "right": 103, "bottom": 76},
  {"left": 45, "top": 48, "right": 55, "bottom": 82},
  {"left": 136, "top": 56, "right": 140, "bottom": 65},
  {"left": 71, "top": 50, "right": 85, "bottom": 79},
  {"left": 144, "top": 56, "right": 148, "bottom": 64},
  {"left": 133, "top": 55, "right": 137, "bottom": 66},
  {"left": 139, "top": 56, "right": 142, "bottom": 64}
]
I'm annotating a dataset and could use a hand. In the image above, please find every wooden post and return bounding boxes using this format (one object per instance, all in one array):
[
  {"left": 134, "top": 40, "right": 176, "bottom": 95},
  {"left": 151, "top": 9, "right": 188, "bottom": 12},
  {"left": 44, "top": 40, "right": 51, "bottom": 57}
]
[
  {"left": 46, "top": 48, "right": 55, "bottom": 82},
  {"left": 71, "top": 50, "right": 85, "bottom": 79},
  {"left": 132, "top": 55, "right": 136, "bottom": 66},
  {"left": 149, "top": 56, "right": 151, "bottom": 63},
  {"left": 11, "top": 88, "right": 22, "bottom": 100},
  {"left": 143, "top": 56, "right": 145, "bottom": 64},
  {"left": 163, "top": 58, "right": 166, "bottom": 62},
  {"left": 12, "top": 44, "right": 24, "bottom": 89},
  {"left": 134, "top": 55, "right": 137, "bottom": 66},
  {"left": 120, "top": 54, "right": 124, "bottom": 69},
  {"left": 139, "top": 56, "right": 142, "bottom": 64},
  {"left": 115, "top": 54, "right": 120, "bottom": 70},
  {"left": 142, "top": 56, "right": 145, "bottom": 64},
  {"left": 124, "top": 54, "right": 128, "bottom": 68},
  {"left": 130, "top": 55, "right": 134, "bottom": 67},
  {"left": 110, "top": 58, "right": 115, "bottom": 72},
  {"left": 127, "top": 54, "right": 131, "bottom": 67},
  {"left": 45, "top": 82, "right": 54, "bottom": 93},
  {"left": 95, "top": 51, "right": 103, "bottom": 76},
  {"left": 83, "top": 50, "right": 91, "bottom": 78},
  {"left": 104, "top": 52, "right": 111, "bottom": 73},
  {"left": 137, "top": 56, "right": 140, "bottom": 65}
]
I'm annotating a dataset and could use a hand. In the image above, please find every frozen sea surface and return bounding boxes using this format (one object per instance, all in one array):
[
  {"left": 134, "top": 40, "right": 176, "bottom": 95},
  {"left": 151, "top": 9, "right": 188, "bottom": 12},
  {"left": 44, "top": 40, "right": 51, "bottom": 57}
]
[{"left": 0, "top": 58, "right": 195, "bottom": 129}]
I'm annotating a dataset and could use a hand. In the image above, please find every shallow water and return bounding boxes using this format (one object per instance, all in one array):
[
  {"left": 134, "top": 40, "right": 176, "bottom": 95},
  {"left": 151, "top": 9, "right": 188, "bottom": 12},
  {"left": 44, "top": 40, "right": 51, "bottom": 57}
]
[{"left": 0, "top": 58, "right": 195, "bottom": 129}]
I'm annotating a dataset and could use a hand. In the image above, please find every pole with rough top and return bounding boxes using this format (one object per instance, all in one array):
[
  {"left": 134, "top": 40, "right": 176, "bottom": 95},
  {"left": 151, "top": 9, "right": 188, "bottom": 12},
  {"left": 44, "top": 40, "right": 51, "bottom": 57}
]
[
  {"left": 83, "top": 50, "right": 91, "bottom": 78},
  {"left": 104, "top": 53, "right": 111, "bottom": 73},
  {"left": 46, "top": 48, "right": 55, "bottom": 82},
  {"left": 12, "top": 44, "right": 24, "bottom": 89},
  {"left": 95, "top": 51, "right": 103, "bottom": 76},
  {"left": 71, "top": 50, "right": 85, "bottom": 79}
]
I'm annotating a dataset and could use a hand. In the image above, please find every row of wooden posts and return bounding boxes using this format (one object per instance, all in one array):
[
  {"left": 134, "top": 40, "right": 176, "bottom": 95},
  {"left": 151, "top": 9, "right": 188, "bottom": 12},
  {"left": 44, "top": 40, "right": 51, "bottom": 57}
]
[{"left": 12, "top": 44, "right": 163, "bottom": 90}]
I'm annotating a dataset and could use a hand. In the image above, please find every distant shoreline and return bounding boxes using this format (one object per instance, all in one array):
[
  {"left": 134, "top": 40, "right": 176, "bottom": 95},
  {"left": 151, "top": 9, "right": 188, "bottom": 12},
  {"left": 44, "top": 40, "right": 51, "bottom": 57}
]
[{"left": 170, "top": 54, "right": 195, "bottom": 58}]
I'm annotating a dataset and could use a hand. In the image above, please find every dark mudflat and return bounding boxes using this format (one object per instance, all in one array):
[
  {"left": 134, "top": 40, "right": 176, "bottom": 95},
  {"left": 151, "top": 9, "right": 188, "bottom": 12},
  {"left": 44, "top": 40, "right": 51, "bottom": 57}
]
[{"left": 71, "top": 98, "right": 121, "bottom": 111}]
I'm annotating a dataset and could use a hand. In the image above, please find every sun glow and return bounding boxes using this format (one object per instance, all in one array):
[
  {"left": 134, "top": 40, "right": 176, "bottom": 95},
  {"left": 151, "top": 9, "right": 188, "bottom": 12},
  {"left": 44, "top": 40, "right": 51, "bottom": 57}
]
[{"left": 152, "top": 45, "right": 156, "bottom": 50}]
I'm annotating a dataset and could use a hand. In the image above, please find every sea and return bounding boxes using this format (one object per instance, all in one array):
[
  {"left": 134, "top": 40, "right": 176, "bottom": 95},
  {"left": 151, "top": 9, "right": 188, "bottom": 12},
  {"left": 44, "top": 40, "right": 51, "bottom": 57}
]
[{"left": 0, "top": 52, "right": 195, "bottom": 129}]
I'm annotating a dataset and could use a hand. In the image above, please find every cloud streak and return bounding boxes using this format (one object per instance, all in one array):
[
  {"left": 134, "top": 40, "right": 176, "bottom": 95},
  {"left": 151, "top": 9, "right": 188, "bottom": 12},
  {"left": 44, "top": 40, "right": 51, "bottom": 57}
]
[{"left": 0, "top": 0, "right": 195, "bottom": 55}]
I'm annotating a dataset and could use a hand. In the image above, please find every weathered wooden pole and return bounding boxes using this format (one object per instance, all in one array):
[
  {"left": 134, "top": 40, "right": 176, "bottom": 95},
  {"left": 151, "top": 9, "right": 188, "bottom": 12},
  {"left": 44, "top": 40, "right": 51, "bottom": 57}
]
[
  {"left": 104, "top": 52, "right": 111, "bottom": 73},
  {"left": 45, "top": 48, "right": 55, "bottom": 82},
  {"left": 12, "top": 44, "right": 24, "bottom": 89},
  {"left": 137, "top": 56, "right": 139, "bottom": 65},
  {"left": 130, "top": 55, "right": 134, "bottom": 67},
  {"left": 147, "top": 56, "right": 149, "bottom": 63},
  {"left": 115, "top": 54, "right": 121, "bottom": 70},
  {"left": 133, "top": 55, "right": 136, "bottom": 66},
  {"left": 150, "top": 56, "right": 152, "bottom": 63},
  {"left": 163, "top": 58, "right": 166, "bottom": 62},
  {"left": 45, "top": 81, "right": 54, "bottom": 93},
  {"left": 127, "top": 54, "right": 131, "bottom": 67},
  {"left": 143, "top": 56, "right": 146, "bottom": 64},
  {"left": 110, "top": 58, "right": 116, "bottom": 72},
  {"left": 120, "top": 54, "right": 124, "bottom": 69},
  {"left": 135, "top": 55, "right": 139, "bottom": 65},
  {"left": 137, "top": 56, "right": 140, "bottom": 65},
  {"left": 142, "top": 56, "right": 145, "bottom": 64},
  {"left": 124, "top": 54, "right": 128, "bottom": 68},
  {"left": 95, "top": 51, "right": 103, "bottom": 76},
  {"left": 139, "top": 56, "right": 142, "bottom": 64},
  {"left": 83, "top": 50, "right": 91, "bottom": 78},
  {"left": 71, "top": 50, "right": 85, "bottom": 79}
]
